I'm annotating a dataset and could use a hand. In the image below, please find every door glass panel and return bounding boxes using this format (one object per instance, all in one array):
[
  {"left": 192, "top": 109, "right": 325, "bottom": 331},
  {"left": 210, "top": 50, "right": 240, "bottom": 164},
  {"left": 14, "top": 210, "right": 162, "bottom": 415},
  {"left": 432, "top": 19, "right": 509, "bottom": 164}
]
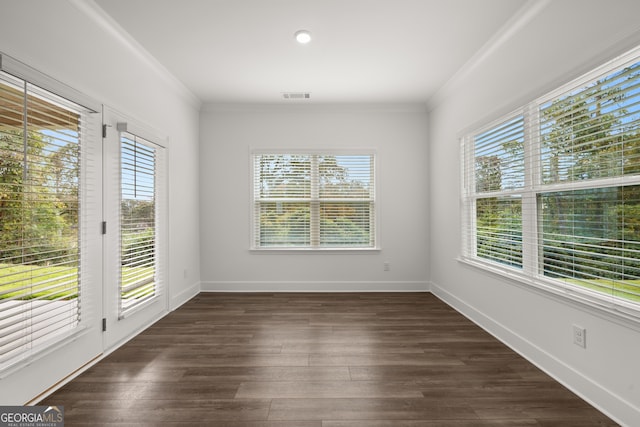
[{"left": 119, "top": 133, "right": 157, "bottom": 317}]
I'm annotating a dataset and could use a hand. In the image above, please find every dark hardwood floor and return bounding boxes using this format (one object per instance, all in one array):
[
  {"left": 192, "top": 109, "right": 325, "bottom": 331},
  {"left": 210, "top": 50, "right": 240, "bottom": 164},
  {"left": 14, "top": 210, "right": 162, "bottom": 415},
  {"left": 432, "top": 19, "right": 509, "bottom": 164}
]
[{"left": 42, "top": 293, "right": 618, "bottom": 426}]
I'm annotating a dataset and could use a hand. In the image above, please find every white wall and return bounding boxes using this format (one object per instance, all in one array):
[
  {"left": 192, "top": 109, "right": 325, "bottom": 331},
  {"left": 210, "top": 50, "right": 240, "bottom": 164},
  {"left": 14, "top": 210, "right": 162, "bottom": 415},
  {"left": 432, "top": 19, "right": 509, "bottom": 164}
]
[
  {"left": 6, "top": 0, "right": 639, "bottom": 420},
  {"left": 0, "top": 0, "right": 201, "bottom": 403},
  {"left": 428, "top": 0, "right": 640, "bottom": 425},
  {"left": 200, "top": 104, "right": 429, "bottom": 291},
  {"left": 1, "top": 0, "right": 201, "bottom": 310}
]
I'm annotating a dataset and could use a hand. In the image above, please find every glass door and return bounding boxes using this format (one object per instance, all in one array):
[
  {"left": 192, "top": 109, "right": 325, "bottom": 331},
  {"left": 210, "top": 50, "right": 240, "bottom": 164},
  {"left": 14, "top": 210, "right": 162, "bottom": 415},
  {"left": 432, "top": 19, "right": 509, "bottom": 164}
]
[
  {"left": 102, "top": 108, "right": 168, "bottom": 349},
  {"left": 0, "top": 69, "right": 103, "bottom": 404}
]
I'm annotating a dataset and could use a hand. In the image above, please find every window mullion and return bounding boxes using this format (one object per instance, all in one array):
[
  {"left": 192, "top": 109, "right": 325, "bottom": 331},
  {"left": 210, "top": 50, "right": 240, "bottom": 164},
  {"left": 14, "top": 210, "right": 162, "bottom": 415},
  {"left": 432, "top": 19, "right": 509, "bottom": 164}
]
[
  {"left": 522, "top": 102, "right": 540, "bottom": 277},
  {"left": 310, "top": 155, "right": 320, "bottom": 246}
]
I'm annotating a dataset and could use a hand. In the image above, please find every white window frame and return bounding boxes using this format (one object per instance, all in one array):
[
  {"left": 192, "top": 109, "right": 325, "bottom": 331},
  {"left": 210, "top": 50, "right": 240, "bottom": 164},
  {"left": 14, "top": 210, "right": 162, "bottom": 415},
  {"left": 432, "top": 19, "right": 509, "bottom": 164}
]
[
  {"left": 251, "top": 148, "right": 379, "bottom": 252},
  {"left": 461, "top": 46, "right": 640, "bottom": 325},
  {"left": 0, "top": 53, "right": 102, "bottom": 374}
]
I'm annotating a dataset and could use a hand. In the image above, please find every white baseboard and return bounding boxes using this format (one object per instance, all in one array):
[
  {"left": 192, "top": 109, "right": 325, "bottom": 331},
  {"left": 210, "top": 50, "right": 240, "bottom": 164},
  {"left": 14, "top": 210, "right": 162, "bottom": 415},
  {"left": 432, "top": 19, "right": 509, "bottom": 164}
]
[
  {"left": 32, "top": 308, "right": 168, "bottom": 405},
  {"left": 170, "top": 281, "right": 200, "bottom": 310},
  {"left": 200, "top": 281, "right": 430, "bottom": 292},
  {"left": 429, "top": 281, "right": 639, "bottom": 427},
  {"left": 32, "top": 284, "right": 202, "bottom": 405}
]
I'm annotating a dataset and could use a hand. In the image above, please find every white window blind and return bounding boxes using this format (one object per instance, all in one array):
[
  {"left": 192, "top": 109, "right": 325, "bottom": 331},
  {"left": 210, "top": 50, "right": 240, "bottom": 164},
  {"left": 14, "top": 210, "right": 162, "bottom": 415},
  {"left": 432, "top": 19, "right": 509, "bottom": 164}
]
[
  {"left": 468, "top": 116, "right": 525, "bottom": 268},
  {"left": 0, "top": 70, "right": 97, "bottom": 368},
  {"left": 462, "top": 47, "right": 640, "bottom": 320},
  {"left": 252, "top": 152, "right": 376, "bottom": 249},
  {"left": 119, "top": 132, "right": 161, "bottom": 317},
  {"left": 474, "top": 116, "right": 525, "bottom": 192}
]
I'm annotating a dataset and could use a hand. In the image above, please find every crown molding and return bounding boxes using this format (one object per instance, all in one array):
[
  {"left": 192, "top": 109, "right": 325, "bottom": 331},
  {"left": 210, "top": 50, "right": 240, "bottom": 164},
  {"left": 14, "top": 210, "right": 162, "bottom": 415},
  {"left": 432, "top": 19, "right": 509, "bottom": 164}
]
[
  {"left": 202, "top": 102, "right": 428, "bottom": 114},
  {"left": 426, "top": 0, "right": 551, "bottom": 111},
  {"left": 67, "top": 0, "right": 201, "bottom": 110}
]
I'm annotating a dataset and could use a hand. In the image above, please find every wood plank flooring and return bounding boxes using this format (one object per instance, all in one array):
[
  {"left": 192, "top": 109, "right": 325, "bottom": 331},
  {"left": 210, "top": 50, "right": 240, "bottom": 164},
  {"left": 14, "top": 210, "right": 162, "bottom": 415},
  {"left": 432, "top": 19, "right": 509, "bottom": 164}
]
[{"left": 42, "top": 293, "right": 619, "bottom": 426}]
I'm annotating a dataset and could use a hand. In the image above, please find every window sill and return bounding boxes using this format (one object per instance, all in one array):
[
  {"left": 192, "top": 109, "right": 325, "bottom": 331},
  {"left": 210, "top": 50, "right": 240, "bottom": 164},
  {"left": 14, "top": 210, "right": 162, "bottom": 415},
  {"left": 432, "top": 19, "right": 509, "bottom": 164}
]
[
  {"left": 250, "top": 247, "right": 381, "bottom": 254},
  {"left": 457, "top": 256, "right": 640, "bottom": 331}
]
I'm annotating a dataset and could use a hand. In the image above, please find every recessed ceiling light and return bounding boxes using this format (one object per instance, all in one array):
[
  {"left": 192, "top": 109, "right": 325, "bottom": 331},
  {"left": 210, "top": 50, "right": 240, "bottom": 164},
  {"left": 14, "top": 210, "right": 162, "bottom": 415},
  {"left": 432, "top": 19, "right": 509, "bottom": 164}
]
[{"left": 295, "top": 30, "right": 311, "bottom": 44}]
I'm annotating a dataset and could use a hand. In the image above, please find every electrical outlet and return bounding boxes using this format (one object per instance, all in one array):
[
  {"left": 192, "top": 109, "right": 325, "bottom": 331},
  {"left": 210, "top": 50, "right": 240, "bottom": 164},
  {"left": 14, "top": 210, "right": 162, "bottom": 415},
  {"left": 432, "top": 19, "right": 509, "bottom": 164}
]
[
  {"left": 383, "top": 261, "right": 390, "bottom": 271},
  {"left": 573, "top": 325, "right": 586, "bottom": 348}
]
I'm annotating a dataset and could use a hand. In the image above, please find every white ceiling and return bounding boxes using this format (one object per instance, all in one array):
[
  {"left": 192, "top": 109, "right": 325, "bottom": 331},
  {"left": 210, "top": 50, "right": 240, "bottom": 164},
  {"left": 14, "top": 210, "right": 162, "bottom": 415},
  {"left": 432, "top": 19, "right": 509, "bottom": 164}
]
[{"left": 93, "top": 0, "right": 527, "bottom": 105}]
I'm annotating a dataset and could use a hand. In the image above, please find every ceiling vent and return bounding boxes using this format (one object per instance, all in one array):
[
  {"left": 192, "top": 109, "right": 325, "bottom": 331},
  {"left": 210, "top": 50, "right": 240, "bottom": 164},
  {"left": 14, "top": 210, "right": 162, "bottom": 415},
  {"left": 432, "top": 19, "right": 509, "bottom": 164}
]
[{"left": 282, "top": 92, "right": 311, "bottom": 100}]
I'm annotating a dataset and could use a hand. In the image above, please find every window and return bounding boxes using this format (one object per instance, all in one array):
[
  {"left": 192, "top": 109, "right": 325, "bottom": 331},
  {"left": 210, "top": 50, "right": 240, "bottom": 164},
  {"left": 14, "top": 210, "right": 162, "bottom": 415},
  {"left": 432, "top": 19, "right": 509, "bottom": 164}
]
[
  {"left": 462, "top": 47, "right": 640, "bottom": 320},
  {"left": 252, "top": 151, "right": 376, "bottom": 249},
  {"left": 470, "top": 116, "right": 525, "bottom": 268},
  {"left": 0, "top": 69, "right": 97, "bottom": 368},
  {"left": 119, "top": 132, "right": 161, "bottom": 317}
]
